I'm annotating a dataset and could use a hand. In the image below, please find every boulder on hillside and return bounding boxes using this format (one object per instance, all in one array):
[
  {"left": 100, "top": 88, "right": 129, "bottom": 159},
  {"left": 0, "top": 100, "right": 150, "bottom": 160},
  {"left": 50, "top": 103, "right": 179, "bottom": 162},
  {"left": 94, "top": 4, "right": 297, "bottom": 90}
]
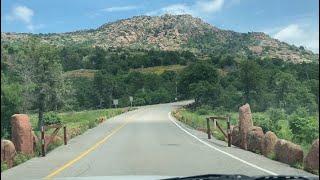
[
  {"left": 1, "top": 140, "right": 16, "bottom": 168},
  {"left": 262, "top": 131, "right": 278, "bottom": 157},
  {"left": 247, "top": 126, "right": 264, "bottom": 153},
  {"left": 303, "top": 139, "right": 319, "bottom": 172},
  {"left": 275, "top": 139, "right": 303, "bottom": 165},
  {"left": 11, "top": 114, "right": 33, "bottom": 155},
  {"left": 231, "top": 125, "right": 241, "bottom": 147},
  {"left": 239, "top": 103, "right": 253, "bottom": 150}
]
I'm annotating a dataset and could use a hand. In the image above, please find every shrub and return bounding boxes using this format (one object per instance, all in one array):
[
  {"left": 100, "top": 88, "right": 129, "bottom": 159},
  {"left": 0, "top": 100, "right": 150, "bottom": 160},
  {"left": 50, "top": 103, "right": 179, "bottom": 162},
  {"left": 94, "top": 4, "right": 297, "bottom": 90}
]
[
  {"left": 46, "top": 138, "right": 63, "bottom": 153},
  {"left": 253, "top": 113, "right": 271, "bottom": 133},
  {"left": 289, "top": 107, "right": 319, "bottom": 144},
  {"left": 1, "top": 162, "right": 8, "bottom": 172},
  {"left": 266, "top": 108, "right": 287, "bottom": 131},
  {"left": 88, "top": 119, "right": 98, "bottom": 129},
  {"left": 213, "top": 106, "right": 227, "bottom": 115},
  {"left": 213, "top": 130, "right": 226, "bottom": 141},
  {"left": 13, "top": 153, "right": 33, "bottom": 166},
  {"left": 44, "top": 112, "right": 62, "bottom": 125},
  {"left": 133, "top": 98, "right": 145, "bottom": 106},
  {"left": 277, "top": 120, "right": 293, "bottom": 141},
  {"left": 196, "top": 105, "right": 212, "bottom": 115}
]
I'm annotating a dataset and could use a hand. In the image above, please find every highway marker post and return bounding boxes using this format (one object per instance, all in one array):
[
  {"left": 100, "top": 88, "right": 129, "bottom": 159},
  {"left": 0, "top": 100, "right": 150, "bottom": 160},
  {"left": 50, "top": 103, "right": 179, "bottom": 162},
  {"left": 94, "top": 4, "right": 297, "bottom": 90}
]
[
  {"left": 113, "top": 99, "right": 118, "bottom": 108},
  {"left": 129, "top": 96, "right": 133, "bottom": 108}
]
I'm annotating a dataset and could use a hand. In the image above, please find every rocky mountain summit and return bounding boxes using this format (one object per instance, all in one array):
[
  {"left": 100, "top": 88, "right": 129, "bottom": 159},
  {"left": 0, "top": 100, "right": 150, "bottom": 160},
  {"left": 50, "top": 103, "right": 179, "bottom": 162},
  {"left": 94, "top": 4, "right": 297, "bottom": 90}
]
[{"left": 1, "top": 14, "right": 318, "bottom": 63}]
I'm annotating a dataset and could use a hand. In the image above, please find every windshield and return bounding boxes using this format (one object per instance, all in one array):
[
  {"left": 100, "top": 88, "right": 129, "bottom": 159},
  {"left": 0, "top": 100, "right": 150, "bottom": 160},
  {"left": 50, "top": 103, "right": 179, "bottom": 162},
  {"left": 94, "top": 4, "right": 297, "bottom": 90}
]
[{"left": 1, "top": 0, "right": 319, "bottom": 180}]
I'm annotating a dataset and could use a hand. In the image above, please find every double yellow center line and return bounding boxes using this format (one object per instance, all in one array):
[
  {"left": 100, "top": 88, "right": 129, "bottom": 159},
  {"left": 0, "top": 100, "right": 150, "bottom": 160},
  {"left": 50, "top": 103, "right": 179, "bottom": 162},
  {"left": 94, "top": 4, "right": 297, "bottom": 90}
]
[{"left": 45, "top": 109, "right": 144, "bottom": 179}]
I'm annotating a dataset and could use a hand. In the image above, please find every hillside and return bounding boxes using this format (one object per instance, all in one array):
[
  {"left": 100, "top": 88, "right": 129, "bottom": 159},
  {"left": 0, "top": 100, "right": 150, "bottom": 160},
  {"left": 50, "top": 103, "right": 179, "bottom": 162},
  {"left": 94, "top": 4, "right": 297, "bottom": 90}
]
[{"left": 1, "top": 14, "right": 318, "bottom": 63}]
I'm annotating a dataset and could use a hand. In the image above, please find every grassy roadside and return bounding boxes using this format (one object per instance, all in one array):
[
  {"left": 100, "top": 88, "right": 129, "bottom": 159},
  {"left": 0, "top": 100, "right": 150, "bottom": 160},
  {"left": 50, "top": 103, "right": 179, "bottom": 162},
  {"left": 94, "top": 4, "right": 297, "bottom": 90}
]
[
  {"left": 172, "top": 107, "right": 319, "bottom": 174},
  {"left": 1, "top": 107, "right": 134, "bottom": 172},
  {"left": 172, "top": 108, "right": 237, "bottom": 141},
  {"left": 30, "top": 108, "right": 128, "bottom": 139}
]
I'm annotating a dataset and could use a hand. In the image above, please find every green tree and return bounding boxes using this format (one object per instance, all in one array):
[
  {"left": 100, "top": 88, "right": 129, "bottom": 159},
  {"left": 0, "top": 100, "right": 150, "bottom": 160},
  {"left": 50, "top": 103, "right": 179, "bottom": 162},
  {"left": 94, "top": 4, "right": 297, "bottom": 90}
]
[
  {"left": 178, "top": 62, "right": 219, "bottom": 98},
  {"left": 17, "top": 38, "right": 65, "bottom": 129},
  {"left": 239, "top": 59, "right": 264, "bottom": 104}
]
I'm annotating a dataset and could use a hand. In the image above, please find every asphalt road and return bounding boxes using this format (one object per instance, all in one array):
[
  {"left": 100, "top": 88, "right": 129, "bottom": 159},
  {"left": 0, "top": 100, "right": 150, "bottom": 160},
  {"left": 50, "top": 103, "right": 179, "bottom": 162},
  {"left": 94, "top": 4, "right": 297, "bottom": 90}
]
[{"left": 1, "top": 101, "right": 317, "bottom": 180}]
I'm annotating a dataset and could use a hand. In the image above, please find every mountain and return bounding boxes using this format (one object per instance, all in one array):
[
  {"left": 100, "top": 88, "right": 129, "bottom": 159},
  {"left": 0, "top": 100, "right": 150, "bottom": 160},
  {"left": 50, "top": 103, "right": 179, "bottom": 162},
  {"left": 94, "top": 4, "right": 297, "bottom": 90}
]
[{"left": 1, "top": 14, "right": 318, "bottom": 63}]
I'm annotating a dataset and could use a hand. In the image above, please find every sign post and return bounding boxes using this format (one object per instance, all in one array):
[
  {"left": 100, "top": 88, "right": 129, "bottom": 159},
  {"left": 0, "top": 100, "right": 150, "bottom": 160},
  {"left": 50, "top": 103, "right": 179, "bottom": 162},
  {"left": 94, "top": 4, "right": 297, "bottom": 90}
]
[
  {"left": 129, "top": 96, "right": 133, "bottom": 108},
  {"left": 113, "top": 99, "right": 118, "bottom": 108}
]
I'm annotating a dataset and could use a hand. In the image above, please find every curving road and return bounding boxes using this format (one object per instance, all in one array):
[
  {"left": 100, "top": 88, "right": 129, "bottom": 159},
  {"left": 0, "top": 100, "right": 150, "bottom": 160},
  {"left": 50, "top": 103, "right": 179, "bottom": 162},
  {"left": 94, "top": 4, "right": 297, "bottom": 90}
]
[{"left": 1, "top": 101, "right": 317, "bottom": 179}]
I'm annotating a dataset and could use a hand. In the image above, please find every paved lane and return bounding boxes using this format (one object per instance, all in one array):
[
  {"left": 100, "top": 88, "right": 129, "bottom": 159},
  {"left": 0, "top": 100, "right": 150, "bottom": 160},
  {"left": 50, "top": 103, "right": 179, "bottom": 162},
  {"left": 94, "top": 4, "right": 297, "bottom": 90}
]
[{"left": 1, "top": 102, "right": 316, "bottom": 179}]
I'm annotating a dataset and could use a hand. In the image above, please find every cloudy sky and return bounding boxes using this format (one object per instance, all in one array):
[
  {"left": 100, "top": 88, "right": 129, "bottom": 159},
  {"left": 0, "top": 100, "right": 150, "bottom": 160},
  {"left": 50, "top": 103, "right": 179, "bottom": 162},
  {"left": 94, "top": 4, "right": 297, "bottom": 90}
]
[{"left": 1, "top": 0, "right": 319, "bottom": 53}]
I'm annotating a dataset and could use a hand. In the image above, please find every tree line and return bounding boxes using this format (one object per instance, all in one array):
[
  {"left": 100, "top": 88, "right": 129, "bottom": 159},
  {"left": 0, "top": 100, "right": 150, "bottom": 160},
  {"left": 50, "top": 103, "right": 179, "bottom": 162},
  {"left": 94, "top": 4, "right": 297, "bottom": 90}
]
[{"left": 1, "top": 37, "right": 318, "bottom": 139}]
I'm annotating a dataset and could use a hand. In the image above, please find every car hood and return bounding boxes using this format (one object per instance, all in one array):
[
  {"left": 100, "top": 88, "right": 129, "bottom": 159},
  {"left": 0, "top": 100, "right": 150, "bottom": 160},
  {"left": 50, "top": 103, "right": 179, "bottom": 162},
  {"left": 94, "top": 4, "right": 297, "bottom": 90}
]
[{"left": 52, "top": 176, "right": 173, "bottom": 180}]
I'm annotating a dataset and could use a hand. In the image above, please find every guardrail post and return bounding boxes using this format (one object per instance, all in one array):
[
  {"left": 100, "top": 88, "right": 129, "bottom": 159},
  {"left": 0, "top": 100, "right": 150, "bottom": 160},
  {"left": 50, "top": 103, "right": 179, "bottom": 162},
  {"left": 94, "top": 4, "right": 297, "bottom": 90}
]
[
  {"left": 227, "top": 116, "right": 231, "bottom": 147},
  {"left": 63, "top": 126, "right": 67, "bottom": 145},
  {"left": 41, "top": 126, "right": 45, "bottom": 157},
  {"left": 206, "top": 118, "right": 211, "bottom": 139}
]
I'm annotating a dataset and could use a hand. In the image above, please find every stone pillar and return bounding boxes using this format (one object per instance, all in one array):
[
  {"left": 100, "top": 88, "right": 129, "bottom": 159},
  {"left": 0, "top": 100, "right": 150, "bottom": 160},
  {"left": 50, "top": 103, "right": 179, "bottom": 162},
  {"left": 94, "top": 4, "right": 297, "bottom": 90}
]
[
  {"left": 11, "top": 114, "right": 34, "bottom": 155},
  {"left": 238, "top": 103, "right": 253, "bottom": 150}
]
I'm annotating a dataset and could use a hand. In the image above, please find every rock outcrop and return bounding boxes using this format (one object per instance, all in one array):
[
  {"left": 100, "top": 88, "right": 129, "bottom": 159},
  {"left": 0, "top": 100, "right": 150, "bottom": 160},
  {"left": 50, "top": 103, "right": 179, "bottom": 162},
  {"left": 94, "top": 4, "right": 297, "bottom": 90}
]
[
  {"left": 231, "top": 125, "right": 241, "bottom": 147},
  {"left": 11, "top": 114, "right": 34, "bottom": 155},
  {"left": 238, "top": 103, "right": 253, "bottom": 150},
  {"left": 1, "top": 140, "right": 16, "bottom": 167},
  {"left": 262, "top": 131, "right": 278, "bottom": 157},
  {"left": 303, "top": 139, "right": 319, "bottom": 172},
  {"left": 247, "top": 126, "right": 264, "bottom": 153},
  {"left": 274, "top": 139, "right": 303, "bottom": 165}
]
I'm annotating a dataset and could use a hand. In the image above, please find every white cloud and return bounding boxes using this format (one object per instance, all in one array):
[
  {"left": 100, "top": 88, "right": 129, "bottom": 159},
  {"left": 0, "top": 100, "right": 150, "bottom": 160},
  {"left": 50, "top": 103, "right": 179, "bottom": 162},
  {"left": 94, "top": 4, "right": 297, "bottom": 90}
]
[
  {"left": 273, "top": 24, "right": 319, "bottom": 53},
  {"left": 6, "top": 5, "right": 34, "bottom": 23},
  {"left": 195, "top": 0, "right": 224, "bottom": 13},
  {"left": 146, "top": 0, "right": 224, "bottom": 17},
  {"left": 5, "top": 5, "right": 43, "bottom": 32},
  {"left": 146, "top": 4, "right": 193, "bottom": 16},
  {"left": 102, "top": 5, "right": 138, "bottom": 12}
]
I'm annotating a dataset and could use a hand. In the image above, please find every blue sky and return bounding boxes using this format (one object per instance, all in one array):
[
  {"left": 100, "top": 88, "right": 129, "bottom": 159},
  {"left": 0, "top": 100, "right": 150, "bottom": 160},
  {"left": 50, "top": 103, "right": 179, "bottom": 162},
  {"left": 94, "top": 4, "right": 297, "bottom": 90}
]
[{"left": 1, "top": 0, "right": 319, "bottom": 53}]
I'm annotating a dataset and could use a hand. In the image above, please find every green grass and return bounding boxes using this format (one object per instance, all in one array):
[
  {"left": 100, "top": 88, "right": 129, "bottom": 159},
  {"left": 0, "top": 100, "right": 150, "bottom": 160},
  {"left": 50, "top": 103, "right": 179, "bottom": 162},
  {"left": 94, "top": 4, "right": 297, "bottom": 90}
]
[
  {"left": 1, "top": 162, "right": 8, "bottom": 172},
  {"left": 131, "top": 65, "right": 186, "bottom": 75},
  {"left": 30, "top": 108, "right": 125, "bottom": 130},
  {"left": 13, "top": 153, "right": 34, "bottom": 166},
  {"left": 28, "top": 108, "right": 127, "bottom": 156},
  {"left": 63, "top": 69, "right": 98, "bottom": 79},
  {"left": 172, "top": 108, "right": 237, "bottom": 141}
]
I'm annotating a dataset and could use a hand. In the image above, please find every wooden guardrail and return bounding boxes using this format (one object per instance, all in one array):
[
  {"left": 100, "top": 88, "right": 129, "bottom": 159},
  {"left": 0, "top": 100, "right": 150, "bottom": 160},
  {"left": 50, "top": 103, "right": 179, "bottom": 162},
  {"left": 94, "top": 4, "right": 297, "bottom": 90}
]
[
  {"left": 206, "top": 116, "right": 231, "bottom": 147},
  {"left": 40, "top": 124, "right": 67, "bottom": 157}
]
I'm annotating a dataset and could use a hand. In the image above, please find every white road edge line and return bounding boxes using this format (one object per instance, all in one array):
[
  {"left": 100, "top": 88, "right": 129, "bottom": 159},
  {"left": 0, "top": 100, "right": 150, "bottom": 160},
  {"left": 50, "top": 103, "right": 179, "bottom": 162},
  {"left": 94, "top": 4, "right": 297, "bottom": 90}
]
[{"left": 168, "top": 112, "right": 278, "bottom": 176}]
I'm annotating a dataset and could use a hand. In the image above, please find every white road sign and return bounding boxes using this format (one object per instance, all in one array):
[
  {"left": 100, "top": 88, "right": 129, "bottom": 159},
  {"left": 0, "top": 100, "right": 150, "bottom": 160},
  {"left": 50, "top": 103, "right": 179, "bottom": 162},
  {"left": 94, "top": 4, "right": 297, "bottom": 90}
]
[{"left": 113, "top": 99, "right": 118, "bottom": 105}]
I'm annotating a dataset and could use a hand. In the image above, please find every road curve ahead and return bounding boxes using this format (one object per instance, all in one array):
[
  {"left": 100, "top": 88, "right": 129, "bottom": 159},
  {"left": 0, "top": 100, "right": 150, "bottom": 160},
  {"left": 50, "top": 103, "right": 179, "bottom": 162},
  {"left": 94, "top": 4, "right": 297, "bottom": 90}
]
[{"left": 1, "top": 101, "right": 317, "bottom": 179}]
